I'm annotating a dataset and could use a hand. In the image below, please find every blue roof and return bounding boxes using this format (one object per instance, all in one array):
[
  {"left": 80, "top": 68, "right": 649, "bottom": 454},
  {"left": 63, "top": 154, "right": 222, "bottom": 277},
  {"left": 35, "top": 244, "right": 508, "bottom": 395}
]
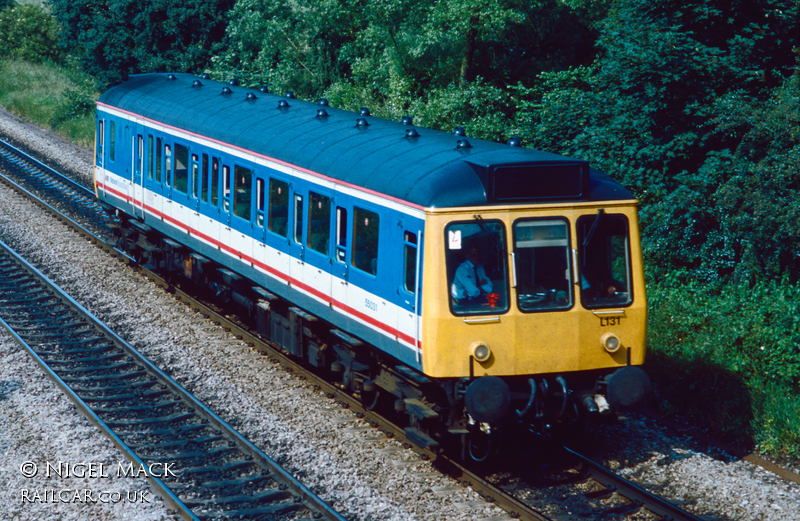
[{"left": 99, "top": 73, "right": 633, "bottom": 209}]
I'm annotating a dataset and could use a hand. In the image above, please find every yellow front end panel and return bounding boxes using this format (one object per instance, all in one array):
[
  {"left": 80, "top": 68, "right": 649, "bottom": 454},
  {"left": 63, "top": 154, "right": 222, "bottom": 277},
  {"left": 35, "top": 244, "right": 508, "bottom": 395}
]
[{"left": 420, "top": 204, "right": 646, "bottom": 379}]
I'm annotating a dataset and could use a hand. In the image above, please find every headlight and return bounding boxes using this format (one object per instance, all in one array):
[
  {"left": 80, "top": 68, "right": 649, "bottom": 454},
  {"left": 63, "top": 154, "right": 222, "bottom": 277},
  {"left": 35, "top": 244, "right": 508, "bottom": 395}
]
[
  {"left": 471, "top": 342, "right": 491, "bottom": 362},
  {"left": 601, "top": 332, "right": 621, "bottom": 353}
]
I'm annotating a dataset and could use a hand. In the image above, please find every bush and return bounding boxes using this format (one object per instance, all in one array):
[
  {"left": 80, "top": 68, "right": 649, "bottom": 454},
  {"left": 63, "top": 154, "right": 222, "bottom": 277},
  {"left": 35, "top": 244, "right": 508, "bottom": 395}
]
[
  {"left": 0, "top": 59, "right": 97, "bottom": 147},
  {"left": 0, "top": 4, "right": 63, "bottom": 64},
  {"left": 647, "top": 274, "right": 800, "bottom": 456}
]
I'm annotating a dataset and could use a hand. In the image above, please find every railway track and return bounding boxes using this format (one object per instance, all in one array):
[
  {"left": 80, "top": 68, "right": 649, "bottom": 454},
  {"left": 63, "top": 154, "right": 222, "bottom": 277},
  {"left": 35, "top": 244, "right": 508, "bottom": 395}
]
[
  {"left": 0, "top": 237, "right": 346, "bottom": 521},
  {"left": 0, "top": 137, "right": 711, "bottom": 521}
]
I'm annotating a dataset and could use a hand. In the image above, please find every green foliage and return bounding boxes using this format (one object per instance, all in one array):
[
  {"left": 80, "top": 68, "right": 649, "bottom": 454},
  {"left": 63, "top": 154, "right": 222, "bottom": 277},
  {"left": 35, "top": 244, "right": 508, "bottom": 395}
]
[
  {"left": 47, "top": 0, "right": 236, "bottom": 88},
  {"left": 0, "top": 59, "right": 97, "bottom": 147},
  {"left": 647, "top": 275, "right": 800, "bottom": 451},
  {"left": 522, "top": 0, "right": 799, "bottom": 284},
  {"left": 0, "top": 4, "right": 63, "bottom": 64},
  {"left": 50, "top": 78, "right": 96, "bottom": 130}
]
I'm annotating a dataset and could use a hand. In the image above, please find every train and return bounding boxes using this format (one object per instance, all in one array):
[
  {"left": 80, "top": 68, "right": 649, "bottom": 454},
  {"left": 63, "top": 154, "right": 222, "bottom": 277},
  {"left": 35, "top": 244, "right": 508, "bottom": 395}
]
[{"left": 94, "top": 73, "right": 651, "bottom": 461}]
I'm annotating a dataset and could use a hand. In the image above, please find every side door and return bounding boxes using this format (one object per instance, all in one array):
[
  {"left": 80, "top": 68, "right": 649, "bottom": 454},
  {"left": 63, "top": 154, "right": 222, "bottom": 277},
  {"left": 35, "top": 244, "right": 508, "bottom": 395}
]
[
  {"left": 332, "top": 190, "right": 394, "bottom": 338},
  {"left": 228, "top": 162, "right": 255, "bottom": 266},
  {"left": 132, "top": 131, "right": 144, "bottom": 218},
  {"left": 141, "top": 133, "right": 162, "bottom": 223},
  {"left": 196, "top": 153, "right": 222, "bottom": 251}
]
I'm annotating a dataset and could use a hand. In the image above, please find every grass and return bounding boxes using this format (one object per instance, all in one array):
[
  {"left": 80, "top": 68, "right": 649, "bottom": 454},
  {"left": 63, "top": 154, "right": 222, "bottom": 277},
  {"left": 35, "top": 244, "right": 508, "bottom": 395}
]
[
  {"left": 0, "top": 59, "right": 97, "bottom": 148},
  {"left": 646, "top": 274, "right": 800, "bottom": 463}
]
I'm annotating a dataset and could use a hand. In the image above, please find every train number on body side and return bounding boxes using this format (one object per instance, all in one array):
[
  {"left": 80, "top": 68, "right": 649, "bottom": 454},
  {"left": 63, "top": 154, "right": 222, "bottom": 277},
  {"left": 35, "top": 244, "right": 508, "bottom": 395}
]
[
  {"left": 599, "top": 316, "right": 624, "bottom": 326},
  {"left": 365, "top": 298, "right": 378, "bottom": 312}
]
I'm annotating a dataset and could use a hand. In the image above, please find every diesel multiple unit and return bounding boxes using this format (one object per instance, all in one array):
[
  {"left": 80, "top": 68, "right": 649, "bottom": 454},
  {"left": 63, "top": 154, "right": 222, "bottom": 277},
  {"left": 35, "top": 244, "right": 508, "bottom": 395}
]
[{"left": 95, "top": 73, "right": 651, "bottom": 461}]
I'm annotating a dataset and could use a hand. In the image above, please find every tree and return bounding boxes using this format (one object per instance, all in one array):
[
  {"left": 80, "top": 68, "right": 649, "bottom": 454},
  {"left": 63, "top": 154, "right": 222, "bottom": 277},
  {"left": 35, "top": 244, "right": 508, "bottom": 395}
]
[
  {"left": 48, "top": 0, "right": 236, "bottom": 88},
  {"left": 523, "top": 0, "right": 799, "bottom": 282},
  {"left": 0, "top": 4, "right": 63, "bottom": 63}
]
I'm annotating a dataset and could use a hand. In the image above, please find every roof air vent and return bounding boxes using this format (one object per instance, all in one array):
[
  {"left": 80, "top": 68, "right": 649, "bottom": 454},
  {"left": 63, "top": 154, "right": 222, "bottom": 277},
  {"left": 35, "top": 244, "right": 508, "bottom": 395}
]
[
  {"left": 456, "top": 138, "right": 472, "bottom": 149},
  {"left": 221, "top": 86, "right": 233, "bottom": 95},
  {"left": 401, "top": 116, "right": 413, "bottom": 125},
  {"left": 259, "top": 85, "right": 269, "bottom": 93},
  {"left": 453, "top": 126, "right": 467, "bottom": 136},
  {"left": 192, "top": 80, "right": 203, "bottom": 87},
  {"left": 507, "top": 136, "right": 522, "bottom": 147},
  {"left": 166, "top": 73, "right": 177, "bottom": 80},
  {"left": 201, "top": 73, "right": 211, "bottom": 80},
  {"left": 228, "top": 78, "right": 239, "bottom": 86},
  {"left": 359, "top": 107, "right": 371, "bottom": 116},
  {"left": 285, "top": 91, "right": 295, "bottom": 99},
  {"left": 356, "top": 118, "right": 369, "bottom": 128},
  {"left": 278, "top": 99, "right": 290, "bottom": 109},
  {"left": 245, "top": 92, "right": 257, "bottom": 101},
  {"left": 316, "top": 108, "right": 329, "bottom": 118},
  {"left": 318, "top": 98, "right": 329, "bottom": 107},
  {"left": 405, "top": 128, "right": 420, "bottom": 138}
]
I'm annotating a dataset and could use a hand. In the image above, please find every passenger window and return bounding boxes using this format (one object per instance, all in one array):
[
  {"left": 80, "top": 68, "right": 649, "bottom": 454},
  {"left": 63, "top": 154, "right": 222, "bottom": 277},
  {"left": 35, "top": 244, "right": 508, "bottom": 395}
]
[
  {"left": 578, "top": 213, "right": 632, "bottom": 308},
  {"left": 445, "top": 220, "right": 508, "bottom": 315},
  {"left": 255, "top": 178, "right": 265, "bottom": 227},
  {"left": 403, "top": 231, "right": 417, "bottom": 294},
  {"left": 192, "top": 154, "right": 200, "bottom": 199},
  {"left": 211, "top": 157, "right": 219, "bottom": 206},
  {"left": 335, "top": 207, "right": 347, "bottom": 263},
  {"left": 307, "top": 192, "right": 331, "bottom": 256},
  {"left": 222, "top": 165, "right": 230, "bottom": 212},
  {"left": 233, "top": 165, "right": 252, "bottom": 220},
  {"left": 135, "top": 135, "right": 143, "bottom": 178},
  {"left": 201, "top": 154, "right": 209, "bottom": 202},
  {"left": 294, "top": 194, "right": 304, "bottom": 244},
  {"left": 513, "top": 219, "right": 573, "bottom": 312},
  {"left": 173, "top": 143, "right": 189, "bottom": 193},
  {"left": 156, "top": 138, "right": 162, "bottom": 183},
  {"left": 268, "top": 179, "right": 289, "bottom": 237},
  {"left": 353, "top": 206, "right": 379, "bottom": 276},
  {"left": 164, "top": 144, "right": 172, "bottom": 186},
  {"left": 110, "top": 121, "right": 116, "bottom": 162},
  {"left": 147, "top": 135, "right": 154, "bottom": 180}
]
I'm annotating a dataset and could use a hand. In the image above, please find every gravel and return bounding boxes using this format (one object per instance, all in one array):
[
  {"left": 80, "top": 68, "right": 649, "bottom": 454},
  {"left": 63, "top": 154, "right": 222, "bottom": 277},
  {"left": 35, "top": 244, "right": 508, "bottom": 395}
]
[{"left": 0, "top": 108, "right": 798, "bottom": 521}]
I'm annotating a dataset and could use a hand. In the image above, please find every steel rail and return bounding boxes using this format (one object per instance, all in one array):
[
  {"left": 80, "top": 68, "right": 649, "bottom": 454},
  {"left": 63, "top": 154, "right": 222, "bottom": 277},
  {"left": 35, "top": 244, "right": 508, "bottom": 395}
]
[
  {"left": 0, "top": 132, "right": 715, "bottom": 521},
  {"left": 562, "top": 446, "right": 706, "bottom": 521},
  {"left": 0, "top": 238, "right": 347, "bottom": 521}
]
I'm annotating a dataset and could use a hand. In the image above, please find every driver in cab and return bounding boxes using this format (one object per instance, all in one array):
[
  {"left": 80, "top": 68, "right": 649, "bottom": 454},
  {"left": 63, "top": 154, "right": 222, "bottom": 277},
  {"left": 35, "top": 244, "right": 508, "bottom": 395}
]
[{"left": 452, "top": 247, "right": 492, "bottom": 305}]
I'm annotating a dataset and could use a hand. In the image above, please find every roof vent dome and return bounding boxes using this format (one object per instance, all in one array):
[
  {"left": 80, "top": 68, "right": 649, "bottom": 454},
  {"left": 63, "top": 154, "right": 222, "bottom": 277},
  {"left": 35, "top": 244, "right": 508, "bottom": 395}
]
[
  {"left": 259, "top": 85, "right": 269, "bottom": 93},
  {"left": 228, "top": 78, "right": 239, "bottom": 86},
  {"left": 316, "top": 108, "right": 329, "bottom": 118},
  {"left": 285, "top": 91, "right": 295, "bottom": 99},
  {"left": 245, "top": 92, "right": 257, "bottom": 101},
  {"left": 318, "top": 98, "right": 329, "bottom": 107},
  {"left": 166, "top": 73, "right": 176, "bottom": 80},
  {"left": 192, "top": 80, "right": 203, "bottom": 87},
  {"left": 405, "top": 128, "right": 420, "bottom": 138},
  {"left": 400, "top": 116, "right": 413, "bottom": 125},
  {"left": 356, "top": 117, "right": 369, "bottom": 127},
  {"left": 453, "top": 126, "right": 467, "bottom": 137},
  {"left": 221, "top": 86, "right": 233, "bottom": 95},
  {"left": 359, "top": 107, "right": 371, "bottom": 116},
  {"left": 278, "top": 99, "right": 290, "bottom": 109},
  {"left": 507, "top": 136, "right": 522, "bottom": 147},
  {"left": 456, "top": 138, "right": 472, "bottom": 149}
]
